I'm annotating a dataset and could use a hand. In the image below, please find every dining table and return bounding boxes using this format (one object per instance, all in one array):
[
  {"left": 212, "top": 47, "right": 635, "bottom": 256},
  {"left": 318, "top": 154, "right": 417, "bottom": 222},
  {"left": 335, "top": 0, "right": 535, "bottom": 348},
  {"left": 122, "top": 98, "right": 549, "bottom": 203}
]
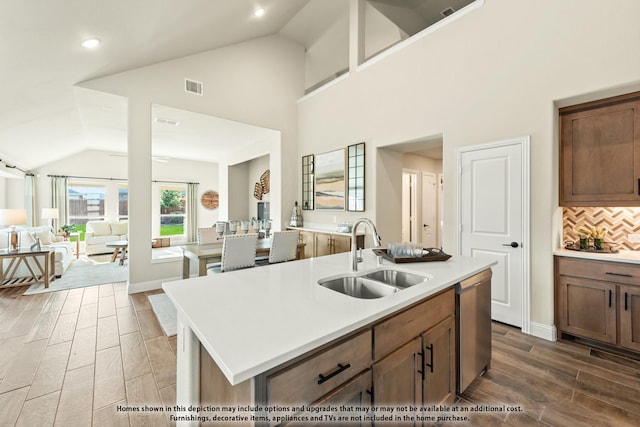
[{"left": 181, "top": 238, "right": 306, "bottom": 278}]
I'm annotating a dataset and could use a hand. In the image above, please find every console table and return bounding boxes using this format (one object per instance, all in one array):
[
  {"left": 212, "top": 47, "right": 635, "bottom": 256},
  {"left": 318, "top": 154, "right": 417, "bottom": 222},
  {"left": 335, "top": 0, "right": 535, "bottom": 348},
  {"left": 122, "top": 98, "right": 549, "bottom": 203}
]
[{"left": 0, "top": 249, "right": 55, "bottom": 288}]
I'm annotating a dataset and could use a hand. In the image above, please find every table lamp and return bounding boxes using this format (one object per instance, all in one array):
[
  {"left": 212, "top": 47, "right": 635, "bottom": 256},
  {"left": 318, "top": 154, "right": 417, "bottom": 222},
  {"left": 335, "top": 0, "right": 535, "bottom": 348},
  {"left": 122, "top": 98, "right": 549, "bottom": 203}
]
[
  {"left": 41, "top": 208, "right": 59, "bottom": 230},
  {"left": 0, "top": 209, "right": 27, "bottom": 252}
]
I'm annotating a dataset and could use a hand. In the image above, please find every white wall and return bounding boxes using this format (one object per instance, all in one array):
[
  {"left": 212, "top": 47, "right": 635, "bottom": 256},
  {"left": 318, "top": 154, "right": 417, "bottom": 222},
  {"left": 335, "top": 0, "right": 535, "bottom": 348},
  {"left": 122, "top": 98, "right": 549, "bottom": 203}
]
[
  {"left": 297, "top": 0, "right": 640, "bottom": 332},
  {"left": 79, "top": 35, "right": 304, "bottom": 291}
]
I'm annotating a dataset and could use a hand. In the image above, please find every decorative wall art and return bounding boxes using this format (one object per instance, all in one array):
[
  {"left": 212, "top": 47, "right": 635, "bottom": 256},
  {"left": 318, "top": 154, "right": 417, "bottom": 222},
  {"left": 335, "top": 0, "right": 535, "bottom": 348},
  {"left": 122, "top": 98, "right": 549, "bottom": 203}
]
[
  {"left": 315, "top": 149, "right": 346, "bottom": 210},
  {"left": 347, "top": 142, "right": 365, "bottom": 211},
  {"left": 302, "top": 154, "right": 314, "bottom": 210},
  {"left": 201, "top": 190, "right": 219, "bottom": 209},
  {"left": 254, "top": 182, "right": 263, "bottom": 200},
  {"left": 260, "top": 170, "right": 270, "bottom": 194}
]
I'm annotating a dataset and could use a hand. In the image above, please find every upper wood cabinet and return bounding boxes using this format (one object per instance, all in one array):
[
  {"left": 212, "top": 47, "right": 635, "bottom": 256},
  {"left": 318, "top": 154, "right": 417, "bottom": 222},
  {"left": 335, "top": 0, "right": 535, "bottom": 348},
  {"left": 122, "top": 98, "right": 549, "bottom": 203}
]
[{"left": 560, "top": 92, "right": 640, "bottom": 206}]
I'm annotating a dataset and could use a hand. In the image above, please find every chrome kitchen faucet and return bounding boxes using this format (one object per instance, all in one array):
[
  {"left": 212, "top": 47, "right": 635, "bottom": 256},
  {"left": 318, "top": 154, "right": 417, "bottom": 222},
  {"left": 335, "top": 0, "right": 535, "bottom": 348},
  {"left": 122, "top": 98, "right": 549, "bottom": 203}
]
[{"left": 351, "top": 218, "right": 382, "bottom": 271}]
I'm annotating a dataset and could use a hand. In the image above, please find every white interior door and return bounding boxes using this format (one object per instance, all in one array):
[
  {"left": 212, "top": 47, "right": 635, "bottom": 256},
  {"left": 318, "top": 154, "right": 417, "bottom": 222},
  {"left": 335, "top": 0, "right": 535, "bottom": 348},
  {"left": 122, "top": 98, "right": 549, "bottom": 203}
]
[
  {"left": 421, "top": 172, "right": 437, "bottom": 248},
  {"left": 459, "top": 137, "right": 529, "bottom": 328},
  {"left": 402, "top": 172, "right": 419, "bottom": 242}
]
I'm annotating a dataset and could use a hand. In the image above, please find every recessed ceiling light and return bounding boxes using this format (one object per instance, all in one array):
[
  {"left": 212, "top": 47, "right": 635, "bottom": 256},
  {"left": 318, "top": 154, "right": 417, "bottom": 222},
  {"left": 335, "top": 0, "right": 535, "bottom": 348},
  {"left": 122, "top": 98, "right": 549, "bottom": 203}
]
[
  {"left": 254, "top": 7, "right": 265, "bottom": 17},
  {"left": 81, "top": 38, "right": 101, "bottom": 49}
]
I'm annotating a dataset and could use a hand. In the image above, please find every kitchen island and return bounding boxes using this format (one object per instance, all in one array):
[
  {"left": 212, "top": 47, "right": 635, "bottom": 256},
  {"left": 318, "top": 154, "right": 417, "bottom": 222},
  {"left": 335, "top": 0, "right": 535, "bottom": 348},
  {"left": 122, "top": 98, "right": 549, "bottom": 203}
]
[{"left": 163, "top": 249, "right": 495, "bottom": 426}]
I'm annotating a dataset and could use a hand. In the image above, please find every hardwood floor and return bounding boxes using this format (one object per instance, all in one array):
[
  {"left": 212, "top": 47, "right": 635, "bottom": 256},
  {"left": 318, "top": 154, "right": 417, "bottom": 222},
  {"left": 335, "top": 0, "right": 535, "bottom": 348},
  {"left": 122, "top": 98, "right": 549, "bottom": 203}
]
[
  {"left": 0, "top": 283, "right": 176, "bottom": 427},
  {"left": 1, "top": 283, "right": 639, "bottom": 426}
]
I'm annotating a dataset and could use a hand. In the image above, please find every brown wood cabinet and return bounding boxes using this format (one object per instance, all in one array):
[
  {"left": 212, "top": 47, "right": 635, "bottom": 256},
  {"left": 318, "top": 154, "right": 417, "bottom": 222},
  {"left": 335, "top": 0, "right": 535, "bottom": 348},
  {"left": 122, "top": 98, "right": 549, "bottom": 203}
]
[
  {"left": 555, "top": 256, "right": 640, "bottom": 353},
  {"left": 288, "top": 228, "right": 364, "bottom": 259},
  {"left": 619, "top": 284, "right": 640, "bottom": 352},
  {"left": 422, "top": 316, "right": 455, "bottom": 405},
  {"left": 372, "top": 337, "right": 422, "bottom": 408},
  {"left": 560, "top": 91, "right": 640, "bottom": 206}
]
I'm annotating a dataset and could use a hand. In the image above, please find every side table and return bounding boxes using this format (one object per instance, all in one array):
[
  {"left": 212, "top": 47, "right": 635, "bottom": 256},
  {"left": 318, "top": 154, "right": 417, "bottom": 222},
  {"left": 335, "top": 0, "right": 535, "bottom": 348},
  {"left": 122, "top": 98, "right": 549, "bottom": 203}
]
[
  {"left": 68, "top": 231, "right": 81, "bottom": 259},
  {"left": 0, "top": 249, "right": 55, "bottom": 288}
]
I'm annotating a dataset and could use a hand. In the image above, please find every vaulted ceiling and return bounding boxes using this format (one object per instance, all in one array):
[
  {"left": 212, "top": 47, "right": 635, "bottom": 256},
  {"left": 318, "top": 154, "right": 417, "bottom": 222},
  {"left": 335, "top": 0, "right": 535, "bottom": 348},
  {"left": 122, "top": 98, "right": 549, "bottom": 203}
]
[{"left": 0, "top": 0, "right": 452, "bottom": 173}]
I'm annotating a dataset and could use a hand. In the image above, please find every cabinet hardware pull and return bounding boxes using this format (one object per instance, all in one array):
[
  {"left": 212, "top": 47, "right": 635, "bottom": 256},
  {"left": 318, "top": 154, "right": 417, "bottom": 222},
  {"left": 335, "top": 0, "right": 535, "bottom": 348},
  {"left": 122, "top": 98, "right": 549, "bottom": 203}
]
[
  {"left": 605, "top": 272, "right": 633, "bottom": 278},
  {"left": 417, "top": 350, "right": 425, "bottom": 380},
  {"left": 625, "top": 292, "right": 628, "bottom": 311},
  {"left": 609, "top": 290, "right": 612, "bottom": 308},
  {"left": 425, "top": 344, "right": 434, "bottom": 373},
  {"left": 317, "top": 363, "right": 351, "bottom": 384}
]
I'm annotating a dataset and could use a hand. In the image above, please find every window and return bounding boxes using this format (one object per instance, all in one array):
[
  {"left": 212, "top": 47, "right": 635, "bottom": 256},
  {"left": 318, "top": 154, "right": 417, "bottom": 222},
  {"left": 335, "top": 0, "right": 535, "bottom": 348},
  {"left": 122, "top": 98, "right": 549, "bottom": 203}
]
[
  {"left": 68, "top": 182, "right": 106, "bottom": 235},
  {"left": 160, "top": 185, "right": 186, "bottom": 236},
  {"left": 118, "top": 185, "right": 128, "bottom": 221}
]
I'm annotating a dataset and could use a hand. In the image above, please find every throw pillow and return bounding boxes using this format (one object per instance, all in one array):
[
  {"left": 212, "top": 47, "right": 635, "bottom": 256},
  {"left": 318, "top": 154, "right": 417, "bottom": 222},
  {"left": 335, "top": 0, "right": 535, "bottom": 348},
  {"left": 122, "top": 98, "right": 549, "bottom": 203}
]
[
  {"left": 111, "top": 222, "right": 128, "bottom": 236},
  {"left": 36, "top": 229, "right": 53, "bottom": 245},
  {"left": 89, "top": 221, "right": 112, "bottom": 237}
]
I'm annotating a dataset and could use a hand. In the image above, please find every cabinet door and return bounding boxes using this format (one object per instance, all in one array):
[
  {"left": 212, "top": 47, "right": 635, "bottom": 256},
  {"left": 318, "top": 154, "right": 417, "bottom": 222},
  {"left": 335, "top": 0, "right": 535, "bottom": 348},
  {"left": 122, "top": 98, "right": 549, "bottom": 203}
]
[
  {"left": 332, "top": 235, "right": 352, "bottom": 254},
  {"left": 284, "top": 370, "right": 372, "bottom": 427},
  {"left": 560, "top": 99, "right": 640, "bottom": 206},
  {"left": 556, "top": 275, "right": 617, "bottom": 344},
  {"left": 422, "top": 316, "right": 455, "bottom": 405},
  {"left": 298, "top": 230, "right": 315, "bottom": 259},
  {"left": 619, "top": 284, "right": 640, "bottom": 352},
  {"left": 315, "top": 233, "right": 333, "bottom": 257},
  {"left": 372, "top": 337, "right": 422, "bottom": 410}
]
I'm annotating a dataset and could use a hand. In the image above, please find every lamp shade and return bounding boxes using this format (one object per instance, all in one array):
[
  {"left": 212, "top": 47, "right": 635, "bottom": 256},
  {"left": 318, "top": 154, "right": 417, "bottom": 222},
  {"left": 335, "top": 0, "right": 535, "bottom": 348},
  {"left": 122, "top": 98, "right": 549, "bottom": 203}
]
[
  {"left": 41, "top": 208, "right": 59, "bottom": 220},
  {"left": 0, "top": 209, "right": 27, "bottom": 226}
]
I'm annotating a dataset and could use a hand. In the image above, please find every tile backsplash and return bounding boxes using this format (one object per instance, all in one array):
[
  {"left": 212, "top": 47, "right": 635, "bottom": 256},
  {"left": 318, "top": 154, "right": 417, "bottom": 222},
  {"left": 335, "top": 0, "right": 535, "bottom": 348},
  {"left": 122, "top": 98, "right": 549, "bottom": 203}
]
[{"left": 563, "top": 207, "right": 640, "bottom": 251}]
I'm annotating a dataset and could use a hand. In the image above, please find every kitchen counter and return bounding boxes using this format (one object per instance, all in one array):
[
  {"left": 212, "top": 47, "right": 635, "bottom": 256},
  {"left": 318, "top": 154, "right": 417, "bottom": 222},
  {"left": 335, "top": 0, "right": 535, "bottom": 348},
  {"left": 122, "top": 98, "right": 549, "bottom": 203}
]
[
  {"left": 163, "top": 250, "right": 495, "bottom": 386},
  {"left": 554, "top": 248, "right": 640, "bottom": 264},
  {"left": 287, "top": 223, "right": 365, "bottom": 237}
]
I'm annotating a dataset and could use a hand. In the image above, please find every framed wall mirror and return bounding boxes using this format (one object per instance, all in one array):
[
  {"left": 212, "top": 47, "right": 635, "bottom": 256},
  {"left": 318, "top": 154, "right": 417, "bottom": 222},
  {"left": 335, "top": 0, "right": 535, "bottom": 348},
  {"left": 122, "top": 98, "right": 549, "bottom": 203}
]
[
  {"left": 302, "top": 154, "right": 314, "bottom": 210},
  {"left": 347, "top": 142, "right": 365, "bottom": 211}
]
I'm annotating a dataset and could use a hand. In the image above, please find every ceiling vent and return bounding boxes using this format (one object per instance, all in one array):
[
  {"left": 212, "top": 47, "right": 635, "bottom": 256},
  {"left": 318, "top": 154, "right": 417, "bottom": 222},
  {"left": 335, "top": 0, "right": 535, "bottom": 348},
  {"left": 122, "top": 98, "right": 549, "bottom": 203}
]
[
  {"left": 153, "top": 117, "right": 180, "bottom": 126},
  {"left": 185, "top": 78, "right": 203, "bottom": 95},
  {"left": 440, "top": 7, "right": 456, "bottom": 18}
]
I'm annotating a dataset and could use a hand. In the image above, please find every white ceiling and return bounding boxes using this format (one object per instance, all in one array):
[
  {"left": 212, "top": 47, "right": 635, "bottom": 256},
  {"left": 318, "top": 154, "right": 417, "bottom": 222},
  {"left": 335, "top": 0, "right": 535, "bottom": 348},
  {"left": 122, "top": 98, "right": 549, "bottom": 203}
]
[
  {"left": 0, "top": 0, "right": 318, "bottom": 171},
  {"left": 0, "top": 0, "right": 444, "bottom": 173}
]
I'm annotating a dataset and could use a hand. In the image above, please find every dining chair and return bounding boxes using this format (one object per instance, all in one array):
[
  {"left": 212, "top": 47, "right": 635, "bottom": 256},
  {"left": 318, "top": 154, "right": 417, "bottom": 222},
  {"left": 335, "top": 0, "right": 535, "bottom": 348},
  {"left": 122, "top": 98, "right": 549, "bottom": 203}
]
[
  {"left": 198, "top": 227, "right": 220, "bottom": 244},
  {"left": 207, "top": 233, "right": 258, "bottom": 274},
  {"left": 256, "top": 230, "right": 299, "bottom": 266}
]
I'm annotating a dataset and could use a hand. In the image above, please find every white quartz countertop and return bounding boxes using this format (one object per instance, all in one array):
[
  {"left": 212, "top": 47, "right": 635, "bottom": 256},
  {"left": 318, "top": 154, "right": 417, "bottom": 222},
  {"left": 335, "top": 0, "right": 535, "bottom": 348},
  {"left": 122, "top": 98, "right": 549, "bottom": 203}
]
[
  {"left": 287, "top": 224, "right": 364, "bottom": 236},
  {"left": 554, "top": 248, "right": 640, "bottom": 264},
  {"left": 162, "top": 250, "right": 495, "bottom": 385}
]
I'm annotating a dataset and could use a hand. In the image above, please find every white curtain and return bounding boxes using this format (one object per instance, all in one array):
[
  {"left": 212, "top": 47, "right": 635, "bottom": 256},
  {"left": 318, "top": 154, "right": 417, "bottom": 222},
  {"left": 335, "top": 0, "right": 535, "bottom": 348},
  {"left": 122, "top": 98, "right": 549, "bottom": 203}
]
[
  {"left": 51, "top": 176, "right": 67, "bottom": 233},
  {"left": 24, "top": 174, "right": 37, "bottom": 226},
  {"left": 187, "top": 182, "right": 198, "bottom": 243}
]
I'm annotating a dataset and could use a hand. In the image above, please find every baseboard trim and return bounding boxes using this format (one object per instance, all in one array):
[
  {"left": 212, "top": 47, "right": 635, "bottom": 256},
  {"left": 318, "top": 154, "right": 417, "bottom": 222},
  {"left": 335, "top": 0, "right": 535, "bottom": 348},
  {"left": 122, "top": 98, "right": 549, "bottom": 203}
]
[
  {"left": 128, "top": 276, "right": 183, "bottom": 294},
  {"left": 529, "top": 321, "right": 557, "bottom": 341}
]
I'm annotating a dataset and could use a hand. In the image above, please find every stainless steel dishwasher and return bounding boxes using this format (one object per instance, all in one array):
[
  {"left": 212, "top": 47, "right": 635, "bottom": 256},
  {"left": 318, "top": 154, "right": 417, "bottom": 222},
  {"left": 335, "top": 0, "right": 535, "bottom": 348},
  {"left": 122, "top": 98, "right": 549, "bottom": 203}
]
[{"left": 456, "top": 268, "right": 492, "bottom": 393}]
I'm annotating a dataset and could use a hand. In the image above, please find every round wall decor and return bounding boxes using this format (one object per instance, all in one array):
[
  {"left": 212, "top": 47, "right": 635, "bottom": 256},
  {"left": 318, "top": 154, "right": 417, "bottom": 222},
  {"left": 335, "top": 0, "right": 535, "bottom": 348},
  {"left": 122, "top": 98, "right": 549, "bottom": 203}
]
[{"left": 201, "top": 190, "right": 219, "bottom": 209}]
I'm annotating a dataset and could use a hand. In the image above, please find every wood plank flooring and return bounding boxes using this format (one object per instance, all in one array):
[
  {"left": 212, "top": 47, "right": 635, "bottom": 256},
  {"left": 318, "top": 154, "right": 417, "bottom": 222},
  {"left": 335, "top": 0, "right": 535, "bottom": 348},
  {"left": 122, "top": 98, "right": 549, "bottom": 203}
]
[
  {"left": 1, "top": 283, "right": 639, "bottom": 426},
  {"left": 0, "top": 283, "right": 176, "bottom": 427}
]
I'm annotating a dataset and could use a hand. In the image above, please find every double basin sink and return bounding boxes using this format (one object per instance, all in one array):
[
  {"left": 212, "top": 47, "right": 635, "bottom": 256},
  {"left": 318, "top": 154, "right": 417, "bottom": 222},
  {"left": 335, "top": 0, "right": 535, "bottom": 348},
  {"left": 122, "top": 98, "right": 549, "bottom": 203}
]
[{"left": 318, "top": 269, "right": 432, "bottom": 299}]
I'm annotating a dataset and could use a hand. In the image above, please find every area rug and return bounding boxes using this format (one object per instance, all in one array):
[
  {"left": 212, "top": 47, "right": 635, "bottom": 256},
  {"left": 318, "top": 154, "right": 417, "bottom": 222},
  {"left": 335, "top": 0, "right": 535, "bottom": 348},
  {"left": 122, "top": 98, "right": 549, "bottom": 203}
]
[
  {"left": 148, "top": 293, "right": 177, "bottom": 337},
  {"left": 23, "top": 257, "right": 128, "bottom": 295}
]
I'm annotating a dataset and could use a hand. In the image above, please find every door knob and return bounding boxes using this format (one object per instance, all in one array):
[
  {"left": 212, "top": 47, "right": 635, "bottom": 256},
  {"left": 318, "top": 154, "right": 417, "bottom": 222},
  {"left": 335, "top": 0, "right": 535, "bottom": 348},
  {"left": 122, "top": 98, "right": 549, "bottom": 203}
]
[{"left": 502, "top": 242, "right": 519, "bottom": 248}]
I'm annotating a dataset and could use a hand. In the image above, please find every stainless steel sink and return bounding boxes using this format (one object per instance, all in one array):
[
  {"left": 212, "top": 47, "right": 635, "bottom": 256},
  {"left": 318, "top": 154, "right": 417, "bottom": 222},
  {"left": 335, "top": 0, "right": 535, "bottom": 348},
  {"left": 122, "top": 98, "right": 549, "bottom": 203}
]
[
  {"left": 318, "top": 276, "right": 400, "bottom": 299},
  {"left": 364, "top": 269, "right": 430, "bottom": 288},
  {"left": 318, "top": 269, "right": 431, "bottom": 299}
]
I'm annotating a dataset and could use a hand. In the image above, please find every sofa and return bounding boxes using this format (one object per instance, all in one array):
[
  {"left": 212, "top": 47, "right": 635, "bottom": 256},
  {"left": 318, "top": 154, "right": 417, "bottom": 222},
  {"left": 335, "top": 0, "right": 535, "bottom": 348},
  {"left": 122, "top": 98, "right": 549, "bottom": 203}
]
[
  {"left": 85, "top": 221, "right": 128, "bottom": 255},
  {"left": 0, "top": 226, "right": 75, "bottom": 278}
]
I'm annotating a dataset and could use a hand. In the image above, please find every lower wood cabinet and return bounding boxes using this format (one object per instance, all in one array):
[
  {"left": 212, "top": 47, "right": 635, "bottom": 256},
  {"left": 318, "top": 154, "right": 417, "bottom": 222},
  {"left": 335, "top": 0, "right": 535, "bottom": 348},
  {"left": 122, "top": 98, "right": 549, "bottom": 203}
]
[
  {"left": 289, "top": 228, "right": 364, "bottom": 259},
  {"left": 372, "top": 337, "right": 422, "bottom": 408},
  {"left": 555, "top": 256, "right": 640, "bottom": 353},
  {"left": 422, "top": 316, "right": 455, "bottom": 405},
  {"left": 619, "top": 284, "right": 640, "bottom": 352}
]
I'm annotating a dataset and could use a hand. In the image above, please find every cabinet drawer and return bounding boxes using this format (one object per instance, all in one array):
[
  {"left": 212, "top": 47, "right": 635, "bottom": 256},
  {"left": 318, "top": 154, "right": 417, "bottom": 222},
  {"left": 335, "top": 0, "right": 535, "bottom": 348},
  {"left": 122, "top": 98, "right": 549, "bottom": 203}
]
[
  {"left": 373, "top": 288, "right": 454, "bottom": 360},
  {"left": 556, "top": 256, "right": 640, "bottom": 285},
  {"left": 267, "top": 330, "right": 371, "bottom": 406}
]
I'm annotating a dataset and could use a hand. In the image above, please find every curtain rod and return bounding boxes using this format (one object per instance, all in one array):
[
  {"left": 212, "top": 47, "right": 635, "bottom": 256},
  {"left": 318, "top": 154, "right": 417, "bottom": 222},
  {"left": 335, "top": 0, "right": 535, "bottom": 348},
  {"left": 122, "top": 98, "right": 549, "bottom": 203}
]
[
  {"left": 1, "top": 159, "right": 33, "bottom": 176},
  {"left": 47, "top": 174, "right": 199, "bottom": 185}
]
